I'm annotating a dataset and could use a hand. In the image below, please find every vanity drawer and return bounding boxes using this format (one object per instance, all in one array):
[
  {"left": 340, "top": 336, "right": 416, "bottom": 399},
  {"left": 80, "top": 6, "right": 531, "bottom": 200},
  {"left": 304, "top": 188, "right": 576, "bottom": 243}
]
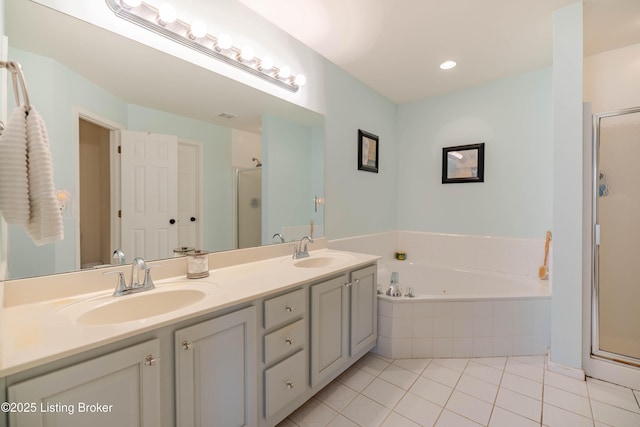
[
  {"left": 264, "top": 350, "right": 306, "bottom": 419},
  {"left": 264, "top": 288, "right": 305, "bottom": 329},
  {"left": 264, "top": 318, "right": 305, "bottom": 364}
]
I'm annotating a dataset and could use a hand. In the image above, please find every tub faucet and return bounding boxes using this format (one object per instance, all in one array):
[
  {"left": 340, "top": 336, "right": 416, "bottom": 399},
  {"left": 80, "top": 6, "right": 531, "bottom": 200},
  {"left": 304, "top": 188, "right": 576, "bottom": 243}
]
[
  {"left": 293, "top": 236, "right": 314, "bottom": 259},
  {"left": 386, "top": 272, "right": 401, "bottom": 297}
]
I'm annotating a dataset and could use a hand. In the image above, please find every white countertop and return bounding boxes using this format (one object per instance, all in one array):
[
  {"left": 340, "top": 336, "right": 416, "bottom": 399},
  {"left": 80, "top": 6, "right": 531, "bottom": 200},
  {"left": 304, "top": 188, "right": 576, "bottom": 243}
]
[{"left": 0, "top": 249, "right": 379, "bottom": 377}]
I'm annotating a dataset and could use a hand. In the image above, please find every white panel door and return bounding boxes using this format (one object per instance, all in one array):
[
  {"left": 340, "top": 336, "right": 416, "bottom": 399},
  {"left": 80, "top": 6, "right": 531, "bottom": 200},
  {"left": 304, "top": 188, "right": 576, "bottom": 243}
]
[
  {"left": 177, "top": 142, "right": 201, "bottom": 249},
  {"left": 121, "top": 131, "right": 178, "bottom": 260}
]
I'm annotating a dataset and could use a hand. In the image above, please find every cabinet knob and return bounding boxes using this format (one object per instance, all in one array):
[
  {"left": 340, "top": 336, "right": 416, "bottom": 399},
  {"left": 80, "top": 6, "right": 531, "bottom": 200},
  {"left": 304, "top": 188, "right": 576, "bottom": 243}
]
[
  {"left": 286, "top": 381, "right": 295, "bottom": 390},
  {"left": 285, "top": 339, "right": 294, "bottom": 346},
  {"left": 355, "top": 279, "right": 360, "bottom": 284},
  {"left": 145, "top": 355, "right": 160, "bottom": 366},
  {"left": 285, "top": 306, "right": 295, "bottom": 312},
  {"left": 182, "top": 341, "right": 193, "bottom": 350},
  {"left": 345, "top": 282, "right": 352, "bottom": 288}
]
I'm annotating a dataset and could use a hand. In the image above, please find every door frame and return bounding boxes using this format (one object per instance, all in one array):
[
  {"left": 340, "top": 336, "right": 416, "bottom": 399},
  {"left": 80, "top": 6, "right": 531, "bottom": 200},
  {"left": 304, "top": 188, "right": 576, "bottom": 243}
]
[
  {"left": 72, "top": 107, "right": 124, "bottom": 270},
  {"left": 584, "top": 104, "right": 640, "bottom": 390},
  {"left": 177, "top": 138, "right": 204, "bottom": 250}
]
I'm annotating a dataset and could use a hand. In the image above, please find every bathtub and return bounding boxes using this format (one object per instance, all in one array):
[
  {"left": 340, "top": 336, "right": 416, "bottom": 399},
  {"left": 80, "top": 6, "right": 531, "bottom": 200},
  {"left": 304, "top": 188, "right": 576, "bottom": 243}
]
[{"left": 374, "top": 261, "right": 551, "bottom": 359}]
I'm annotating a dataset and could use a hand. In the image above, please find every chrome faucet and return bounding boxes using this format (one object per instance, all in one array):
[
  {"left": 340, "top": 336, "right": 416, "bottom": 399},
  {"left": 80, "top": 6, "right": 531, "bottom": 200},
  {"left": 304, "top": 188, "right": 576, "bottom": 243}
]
[
  {"left": 272, "top": 233, "right": 285, "bottom": 243},
  {"left": 107, "top": 257, "right": 156, "bottom": 296},
  {"left": 112, "top": 248, "right": 125, "bottom": 265},
  {"left": 293, "top": 236, "right": 314, "bottom": 259}
]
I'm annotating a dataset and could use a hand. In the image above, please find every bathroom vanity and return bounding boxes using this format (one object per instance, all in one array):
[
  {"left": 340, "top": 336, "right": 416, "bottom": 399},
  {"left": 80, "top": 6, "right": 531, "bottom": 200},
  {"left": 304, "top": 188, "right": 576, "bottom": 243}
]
[{"left": 0, "top": 248, "right": 378, "bottom": 427}]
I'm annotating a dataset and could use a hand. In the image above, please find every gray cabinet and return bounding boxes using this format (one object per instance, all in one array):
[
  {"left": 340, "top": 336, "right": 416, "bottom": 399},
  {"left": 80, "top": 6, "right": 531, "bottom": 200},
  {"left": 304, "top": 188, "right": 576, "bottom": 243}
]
[
  {"left": 310, "top": 265, "right": 378, "bottom": 388},
  {"left": 350, "top": 265, "right": 378, "bottom": 356},
  {"left": 175, "top": 306, "right": 257, "bottom": 427},
  {"left": 7, "top": 339, "right": 161, "bottom": 427},
  {"left": 310, "top": 274, "right": 350, "bottom": 387}
]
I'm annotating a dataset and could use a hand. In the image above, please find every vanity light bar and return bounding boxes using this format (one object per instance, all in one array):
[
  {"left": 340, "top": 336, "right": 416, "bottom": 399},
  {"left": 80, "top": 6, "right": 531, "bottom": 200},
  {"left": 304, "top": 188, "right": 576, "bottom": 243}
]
[{"left": 105, "top": 0, "right": 305, "bottom": 92}]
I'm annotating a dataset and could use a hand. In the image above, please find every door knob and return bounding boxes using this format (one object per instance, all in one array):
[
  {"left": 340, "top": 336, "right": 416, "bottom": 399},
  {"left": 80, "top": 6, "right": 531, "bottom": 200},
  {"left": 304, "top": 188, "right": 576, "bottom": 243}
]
[{"left": 169, "top": 219, "right": 176, "bottom": 224}]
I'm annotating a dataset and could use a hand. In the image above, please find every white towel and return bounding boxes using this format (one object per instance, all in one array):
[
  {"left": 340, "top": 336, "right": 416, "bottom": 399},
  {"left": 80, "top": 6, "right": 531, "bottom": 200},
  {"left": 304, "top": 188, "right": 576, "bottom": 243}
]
[
  {"left": 0, "top": 106, "right": 29, "bottom": 225},
  {"left": 25, "top": 106, "right": 64, "bottom": 245}
]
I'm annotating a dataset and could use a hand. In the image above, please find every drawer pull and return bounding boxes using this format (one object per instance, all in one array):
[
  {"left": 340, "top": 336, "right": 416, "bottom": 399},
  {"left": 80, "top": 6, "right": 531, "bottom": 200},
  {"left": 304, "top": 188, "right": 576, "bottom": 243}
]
[
  {"left": 285, "top": 306, "right": 295, "bottom": 312},
  {"left": 182, "top": 341, "right": 193, "bottom": 350},
  {"left": 145, "top": 355, "right": 160, "bottom": 366},
  {"left": 286, "top": 381, "right": 295, "bottom": 390},
  {"left": 285, "top": 338, "right": 294, "bottom": 346}
]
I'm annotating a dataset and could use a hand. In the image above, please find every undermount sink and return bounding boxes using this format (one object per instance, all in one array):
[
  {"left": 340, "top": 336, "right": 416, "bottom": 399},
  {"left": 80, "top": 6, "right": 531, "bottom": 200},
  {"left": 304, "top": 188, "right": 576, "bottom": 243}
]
[
  {"left": 55, "top": 286, "right": 209, "bottom": 326},
  {"left": 292, "top": 253, "right": 356, "bottom": 269}
]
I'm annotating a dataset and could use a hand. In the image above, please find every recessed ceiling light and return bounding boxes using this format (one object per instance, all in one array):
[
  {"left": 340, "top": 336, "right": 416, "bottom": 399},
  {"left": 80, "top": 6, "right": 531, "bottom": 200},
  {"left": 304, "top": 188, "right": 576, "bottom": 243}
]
[{"left": 440, "top": 60, "right": 457, "bottom": 70}]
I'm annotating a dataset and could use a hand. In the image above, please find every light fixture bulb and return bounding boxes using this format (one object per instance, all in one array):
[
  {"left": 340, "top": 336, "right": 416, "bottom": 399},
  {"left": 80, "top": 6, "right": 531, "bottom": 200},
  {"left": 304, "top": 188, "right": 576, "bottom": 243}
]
[
  {"left": 259, "top": 56, "right": 274, "bottom": 71},
  {"left": 217, "top": 33, "right": 233, "bottom": 50},
  {"left": 189, "top": 20, "right": 207, "bottom": 39},
  {"left": 158, "top": 3, "right": 177, "bottom": 25},
  {"left": 121, "top": 0, "right": 142, "bottom": 8},
  {"left": 278, "top": 65, "right": 291, "bottom": 79},
  {"left": 294, "top": 74, "right": 307, "bottom": 87},
  {"left": 440, "top": 60, "right": 457, "bottom": 70},
  {"left": 240, "top": 46, "right": 255, "bottom": 61}
]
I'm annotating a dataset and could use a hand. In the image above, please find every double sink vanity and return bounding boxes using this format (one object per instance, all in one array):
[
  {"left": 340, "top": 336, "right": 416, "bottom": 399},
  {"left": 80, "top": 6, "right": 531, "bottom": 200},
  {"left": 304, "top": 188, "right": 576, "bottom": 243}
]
[{"left": 0, "top": 244, "right": 379, "bottom": 427}]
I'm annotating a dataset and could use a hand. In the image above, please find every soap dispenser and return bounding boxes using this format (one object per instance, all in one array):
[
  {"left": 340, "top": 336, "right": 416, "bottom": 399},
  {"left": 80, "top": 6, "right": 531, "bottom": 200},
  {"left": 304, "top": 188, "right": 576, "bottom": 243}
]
[{"left": 386, "top": 272, "right": 402, "bottom": 297}]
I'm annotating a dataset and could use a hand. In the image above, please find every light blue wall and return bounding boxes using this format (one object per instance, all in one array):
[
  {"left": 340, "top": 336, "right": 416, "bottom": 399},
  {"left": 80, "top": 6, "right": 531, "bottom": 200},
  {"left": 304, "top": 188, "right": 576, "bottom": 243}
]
[
  {"left": 262, "top": 114, "right": 315, "bottom": 242},
  {"left": 551, "top": 3, "right": 584, "bottom": 369},
  {"left": 396, "top": 68, "right": 553, "bottom": 238},
  {"left": 323, "top": 61, "right": 399, "bottom": 240}
]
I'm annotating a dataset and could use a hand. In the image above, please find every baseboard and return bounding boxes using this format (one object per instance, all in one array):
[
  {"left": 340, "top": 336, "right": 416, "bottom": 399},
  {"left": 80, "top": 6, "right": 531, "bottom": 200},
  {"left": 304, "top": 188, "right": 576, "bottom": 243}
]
[{"left": 547, "top": 351, "right": 586, "bottom": 381}]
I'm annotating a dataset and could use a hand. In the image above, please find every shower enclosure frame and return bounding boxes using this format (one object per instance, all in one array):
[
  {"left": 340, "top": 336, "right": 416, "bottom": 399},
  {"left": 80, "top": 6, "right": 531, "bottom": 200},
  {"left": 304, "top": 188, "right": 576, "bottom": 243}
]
[{"left": 590, "top": 105, "right": 640, "bottom": 371}]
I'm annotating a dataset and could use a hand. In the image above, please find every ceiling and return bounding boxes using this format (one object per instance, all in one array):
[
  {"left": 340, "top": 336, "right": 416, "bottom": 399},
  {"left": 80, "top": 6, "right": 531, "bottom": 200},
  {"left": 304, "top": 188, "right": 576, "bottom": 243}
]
[
  {"left": 237, "top": 0, "right": 640, "bottom": 104},
  {"left": 7, "top": 0, "right": 640, "bottom": 124}
]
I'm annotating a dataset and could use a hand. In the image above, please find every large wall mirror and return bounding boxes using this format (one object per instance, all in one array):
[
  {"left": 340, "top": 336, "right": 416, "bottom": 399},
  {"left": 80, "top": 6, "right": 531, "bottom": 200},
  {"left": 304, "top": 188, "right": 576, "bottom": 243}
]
[{"left": 2, "top": 0, "right": 325, "bottom": 280}]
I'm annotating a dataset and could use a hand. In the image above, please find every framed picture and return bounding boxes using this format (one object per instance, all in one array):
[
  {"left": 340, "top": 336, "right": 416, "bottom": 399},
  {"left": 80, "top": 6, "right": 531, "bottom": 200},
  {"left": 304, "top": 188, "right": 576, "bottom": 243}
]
[
  {"left": 442, "top": 143, "right": 485, "bottom": 184},
  {"left": 358, "top": 129, "right": 379, "bottom": 173}
]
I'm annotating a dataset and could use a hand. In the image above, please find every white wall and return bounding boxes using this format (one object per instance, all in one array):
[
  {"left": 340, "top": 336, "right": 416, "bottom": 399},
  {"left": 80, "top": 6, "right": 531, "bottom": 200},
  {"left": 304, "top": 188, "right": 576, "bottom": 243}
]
[
  {"left": 584, "top": 42, "right": 640, "bottom": 114},
  {"left": 397, "top": 68, "right": 553, "bottom": 238},
  {"left": 551, "top": 2, "right": 583, "bottom": 370}
]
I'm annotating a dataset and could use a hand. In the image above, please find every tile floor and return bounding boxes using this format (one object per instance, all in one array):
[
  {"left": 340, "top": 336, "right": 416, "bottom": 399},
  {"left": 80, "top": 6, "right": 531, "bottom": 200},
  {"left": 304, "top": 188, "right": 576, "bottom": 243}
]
[{"left": 278, "top": 353, "right": 640, "bottom": 427}]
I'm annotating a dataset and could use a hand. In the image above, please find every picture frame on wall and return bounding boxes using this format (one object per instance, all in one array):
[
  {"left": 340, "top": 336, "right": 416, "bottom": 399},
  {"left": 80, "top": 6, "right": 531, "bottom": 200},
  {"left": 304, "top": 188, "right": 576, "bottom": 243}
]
[
  {"left": 358, "top": 129, "right": 379, "bottom": 173},
  {"left": 442, "top": 143, "right": 485, "bottom": 183}
]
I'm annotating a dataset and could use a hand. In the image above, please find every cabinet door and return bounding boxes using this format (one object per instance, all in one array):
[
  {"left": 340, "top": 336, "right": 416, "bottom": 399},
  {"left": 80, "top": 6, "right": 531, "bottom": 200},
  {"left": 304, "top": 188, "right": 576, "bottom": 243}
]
[
  {"left": 175, "top": 306, "right": 257, "bottom": 427},
  {"left": 310, "top": 274, "right": 349, "bottom": 387},
  {"left": 350, "top": 265, "right": 378, "bottom": 356},
  {"left": 8, "top": 339, "right": 161, "bottom": 427}
]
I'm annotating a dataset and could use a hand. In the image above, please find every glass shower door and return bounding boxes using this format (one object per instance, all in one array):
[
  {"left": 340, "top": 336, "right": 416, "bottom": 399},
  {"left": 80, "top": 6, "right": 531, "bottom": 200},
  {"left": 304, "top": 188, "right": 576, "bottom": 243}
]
[{"left": 594, "top": 107, "right": 640, "bottom": 364}]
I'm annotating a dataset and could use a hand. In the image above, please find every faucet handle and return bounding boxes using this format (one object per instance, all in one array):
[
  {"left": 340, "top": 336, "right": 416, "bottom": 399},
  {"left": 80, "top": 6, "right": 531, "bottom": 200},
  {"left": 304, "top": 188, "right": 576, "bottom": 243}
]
[
  {"left": 104, "top": 270, "right": 127, "bottom": 296},
  {"left": 143, "top": 267, "right": 157, "bottom": 290}
]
